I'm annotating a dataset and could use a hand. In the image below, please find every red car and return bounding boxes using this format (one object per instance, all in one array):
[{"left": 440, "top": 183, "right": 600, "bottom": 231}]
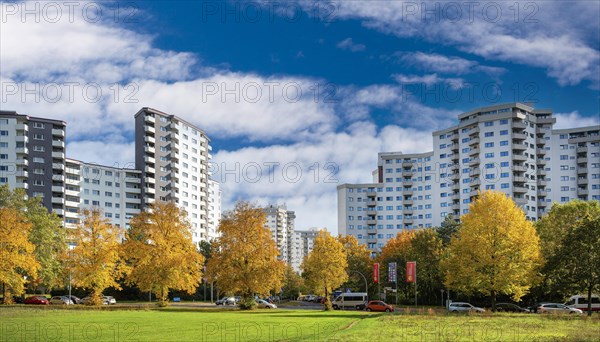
[
  {"left": 365, "top": 300, "right": 394, "bottom": 312},
  {"left": 24, "top": 296, "right": 49, "bottom": 305}
]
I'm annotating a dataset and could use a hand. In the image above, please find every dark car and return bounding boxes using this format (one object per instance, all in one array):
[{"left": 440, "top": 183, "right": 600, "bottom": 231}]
[
  {"left": 67, "top": 295, "right": 81, "bottom": 305},
  {"left": 496, "top": 303, "right": 530, "bottom": 313},
  {"left": 24, "top": 296, "right": 49, "bottom": 305},
  {"left": 365, "top": 300, "right": 394, "bottom": 312}
]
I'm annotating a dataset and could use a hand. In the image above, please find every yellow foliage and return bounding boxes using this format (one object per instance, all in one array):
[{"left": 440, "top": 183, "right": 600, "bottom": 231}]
[
  {"left": 123, "top": 202, "right": 204, "bottom": 306},
  {"left": 442, "top": 191, "right": 542, "bottom": 302},
  {"left": 68, "top": 209, "right": 127, "bottom": 305},
  {"left": 0, "top": 208, "right": 39, "bottom": 298},
  {"left": 206, "top": 202, "right": 285, "bottom": 302},
  {"left": 302, "top": 230, "right": 348, "bottom": 300}
]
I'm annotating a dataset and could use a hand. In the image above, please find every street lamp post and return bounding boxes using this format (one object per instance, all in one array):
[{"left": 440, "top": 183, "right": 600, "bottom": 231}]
[{"left": 349, "top": 270, "right": 368, "bottom": 296}]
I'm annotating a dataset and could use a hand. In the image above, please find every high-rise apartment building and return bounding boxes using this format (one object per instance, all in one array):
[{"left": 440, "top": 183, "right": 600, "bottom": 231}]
[
  {"left": 0, "top": 111, "right": 66, "bottom": 217},
  {"left": 64, "top": 159, "right": 142, "bottom": 229},
  {"left": 338, "top": 103, "right": 600, "bottom": 254},
  {"left": 207, "top": 179, "right": 222, "bottom": 240},
  {"left": 1, "top": 108, "right": 220, "bottom": 245},
  {"left": 289, "top": 228, "right": 319, "bottom": 272},
  {"left": 264, "top": 204, "right": 296, "bottom": 264},
  {"left": 135, "top": 107, "right": 213, "bottom": 244}
]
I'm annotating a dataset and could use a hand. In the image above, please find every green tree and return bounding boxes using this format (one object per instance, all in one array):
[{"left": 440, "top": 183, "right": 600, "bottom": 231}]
[
  {"left": 206, "top": 202, "right": 285, "bottom": 310},
  {"left": 338, "top": 235, "right": 372, "bottom": 294},
  {"left": 0, "top": 208, "right": 40, "bottom": 302},
  {"left": 281, "top": 265, "right": 305, "bottom": 300},
  {"left": 442, "top": 191, "right": 542, "bottom": 311},
  {"left": 436, "top": 214, "right": 460, "bottom": 246},
  {"left": 123, "top": 202, "right": 204, "bottom": 307},
  {"left": 411, "top": 229, "right": 444, "bottom": 305},
  {"left": 536, "top": 200, "right": 600, "bottom": 316},
  {"left": 302, "top": 230, "right": 348, "bottom": 310},
  {"left": 0, "top": 185, "right": 66, "bottom": 290}
]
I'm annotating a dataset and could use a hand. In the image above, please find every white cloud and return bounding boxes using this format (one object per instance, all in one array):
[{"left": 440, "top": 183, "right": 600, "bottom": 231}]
[
  {"left": 316, "top": 1, "right": 600, "bottom": 87},
  {"left": 400, "top": 52, "right": 505, "bottom": 76},
  {"left": 393, "top": 73, "right": 465, "bottom": 89},
  {"left": 336, "top": 38, "right": 366, "bottom": 52},
  {"left": 554, "top": 111, "right": 600, "bottom": 129}
]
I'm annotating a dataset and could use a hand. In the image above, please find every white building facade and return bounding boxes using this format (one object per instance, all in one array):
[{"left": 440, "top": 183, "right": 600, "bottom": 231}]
[
  {"left": 264, "top": 204, "right": 296, "bottom": 264},
  {"left": 207, "top": 179, "right": 222, "bottom": 240},
  {"left": 338, "top": 103, "right": 600, "bottom": 254}
]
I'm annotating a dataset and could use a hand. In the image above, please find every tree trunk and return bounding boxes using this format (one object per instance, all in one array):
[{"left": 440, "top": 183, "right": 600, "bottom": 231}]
[
  {"left": 491, "top": 290, "right": 496, "bottom": 312},
  {"left": 2, "top": 282, "right": 5, "bottom": 304},
  {"left": 587, "top": 285, "right": 593, "bottom": 317}
]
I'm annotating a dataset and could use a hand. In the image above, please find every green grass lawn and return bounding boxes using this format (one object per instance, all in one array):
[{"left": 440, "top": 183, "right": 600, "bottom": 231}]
[{"left": 1, "top": 306, "right": 598, "bottom": 341}]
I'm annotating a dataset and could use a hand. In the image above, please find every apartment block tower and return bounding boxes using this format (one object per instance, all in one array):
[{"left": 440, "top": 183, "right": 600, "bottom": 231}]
[
  {"left": 207, "top": 179, "right": 222, "bottom": 240},
  {"left": 0, "top": 111, "right": 66, "bottom": 217},
  {"left": 338, "top": 103, "right": 600, "bottom": 254},
  {"left": 264, "top": 204, "right": 296, "bottom": 264},
  {"left": 289, "top": 228, "right": 319, "bottom": 272},
  {"left": 135, "top": 108, "right": 213, "bottom": 244},
  {"left": 64, "top": 159, "right": 142, "bottom": 229}
]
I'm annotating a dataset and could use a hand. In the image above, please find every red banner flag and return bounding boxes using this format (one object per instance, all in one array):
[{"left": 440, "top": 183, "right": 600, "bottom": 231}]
[
  {"left": 373, "top": 263, "right": 380, "bottom": 283},
  {"left": 406, "top": 261, "right": 416, "bottom": 283}
]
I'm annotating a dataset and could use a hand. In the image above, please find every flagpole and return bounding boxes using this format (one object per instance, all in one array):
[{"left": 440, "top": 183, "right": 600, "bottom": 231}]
[{"left": 414, "top": 261, "right": 417, "bottom": 307}]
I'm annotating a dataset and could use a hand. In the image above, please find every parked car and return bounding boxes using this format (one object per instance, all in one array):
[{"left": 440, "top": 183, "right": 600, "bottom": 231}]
[
  {"left": 332, "top": 292, "right": 368, "bottom": 310},
  {"left": 24, "top": 296, "right": 49, "bottom": 305},
  {"left": 67, "top": 295, "right": 81, "bottom": 305},
  {"left": 256, "top": 299, "right": 277, "bottom": 309},
  {"left": 365, "top": 300, "right": 394, "bottom": 312},
  {"left": 216, "top": 297, "right": 236, "bottom": 305},
  {"left": 1, "top": 296, "right": 24, "bottom": 304},
  {"left": 496, "top": 303, "right": 530, "bottom": 313},
  {"left": 537, "top": 303, "right": 583, "bottom": 314},
  {"left": 448, "top": 302, "right": 485, "bottom": 313},
  {"left": 50, "top": 296, "right": 74, "bottom": 305},
  {"left": 564, "top": 295, "right": 600, "bottom": 312},
  {"left": 80, "top": 295, "right": 116, "bottom": 305},
  {"left": 304, "top": 295, "right": 316, "bottom": 302}
]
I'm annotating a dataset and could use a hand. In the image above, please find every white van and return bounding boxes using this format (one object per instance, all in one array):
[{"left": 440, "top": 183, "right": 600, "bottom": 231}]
[
  {"left": 332, "top": 292, "right": 368, "bottom": 310},
  {"left": 564, "top": 295, "right": 600, "bottom": 312}
]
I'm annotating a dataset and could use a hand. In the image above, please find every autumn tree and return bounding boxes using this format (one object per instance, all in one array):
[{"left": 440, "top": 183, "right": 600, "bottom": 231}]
[
  {"left": 123, "top": 202, "right": 204, "bottom": 307},
  {"left": 536, "top": 200, "right": 600, "bottom": 316},
  {"left": 302, "top": 230, "right": 348, "bottom": 310},
  {"left": 0, "top": 185, "right": 66, "bottom": 290},
  {"left": 206, "top": 201, "right": 285, "bottom": 310},
  {"left": 0, "top": 208, "right": 40, "bottom": 303},
  {"left": 68, "top": 209, "right": 127, "bottom": 305},
  {"left": 338, "top": 235, "right": 371, "bottom": 294},
  {"left": 442, "top": 191, "right": 542, "bottom": 311}
]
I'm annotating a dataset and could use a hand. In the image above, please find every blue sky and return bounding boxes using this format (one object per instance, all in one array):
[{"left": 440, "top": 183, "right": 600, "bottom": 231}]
[{"left": 1, "top": 1, "right": 599, "bottom": 230}]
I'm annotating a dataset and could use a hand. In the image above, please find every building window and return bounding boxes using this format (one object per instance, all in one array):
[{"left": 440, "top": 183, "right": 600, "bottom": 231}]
[{"left": 33, "top": 134, "right": 44, "bottom": 140}]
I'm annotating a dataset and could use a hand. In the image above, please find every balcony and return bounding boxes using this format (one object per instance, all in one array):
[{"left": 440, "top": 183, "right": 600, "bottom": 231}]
[
  {"left": 145, "top": 166, "right": 155, "bottom": 174},
  {"left": 53, "top": 209, "right": 64, "bottom": 216},
  {"left": 513, "top": 186, "right": 528, "bottom": 194},
  {"left": 144, "top": 187, "right": 155, "bottom": 194},
  {"left": 65, "top": 200, "right": 80, "bottom": 208},
  {"left": 514, "top": 198, "right": 528, "bottom": 206},
  {"left": 51, "top": 185, "right": 63, "bottom": 193},
  {"left": 367, "top": 238, "right": 378, "bottom": 244},
  {"left": 51, "top": 196, "right": 64, "bottom": 204},
  {"left": 126, "top": 187, "right": 142, "bottom": 194},
  {"left": 144, "top": 145, "right": 155, "bottom": 154},
  {"left": 578, "top": 189, "right": 589, "bottom": 195},
  {"left": 538, "top": 189, "right": 548, "bottom": 197},
  {"left": 578, "top": 178, "right": 588, "bottom": 185},
  {"left": 145, "top": 136, "right": 155, "bottom": 144},
  {"left": 537, "top": 159, "right": 547, "bottom": 166},
  {"left": 15, "top": 123, "right": 28, "bottom": 132},
  {"left": 16, "top": 147, "right": 29, "bottom": 154},
  {"left": 538, "top": 180, "right": 548, "bottom": 187},
  {"left": 16, "top": 158, "right": 28, "bottom": 166},
  {"left": 52, "top": 140, "right": 65, "bottom": 148},
  {"left": 18, "top": 182, "right": 29, "bottom": 190},
  {"left": 366, "top": 220, "right": 377, "bottom": 226},
  {"left": 144, "top": 155, "right": 155, "bottom": 164},
  {"left": 65, "top": 189, "right": 79, "bottom": 197},
  {"left": 145, "top": 126, "right": 155, "bottom": 134},
  {"left": 513, "top": 154, "right": 527, "bottom": 162},
  {"left": 537, "top": 200, "right": 547, "bottom": 207},
  {"left": 536, "top": 148, "right": 546, "bottom": 156},
  {"left": 471, "top": 168, "right": 481, "bottom": 176},
  {"left": 144, "top": 177, "right": 155, "bottom": 184},
  {"left": 52, "top": 151, "right": 65, "bottom": 159},
  {"left": 577, "top": 157, "right": 588, "bottom": 164},
  {"left": 469, "top": 158, "right": 480, "bottom": 166},
  {"left": 366, "top": 201, "right": 377, "bottom": 207},
  {"left": 52, "top": 174, "right": 65, "bottom": 182},
  {"left": 577, "top": 168, "right": 588, "bottom": 174},
  {"left": 52, "top": 129, "right": 65, "bottom": 137},
  {"left": 469, "top": 148, "right": 480, "bottom": 156},
  {"left": 568, "top": 136, "right": 589, "bottom": 144},
  {"left": 145, "top": 115, "right": 155, "bottom": 124},
  {"left": 16, "top": 135, "right": 28, "bottom": 143},
  {"left": 468, "top": 138, "right": 480, "bottom": 146},
  {"left": 512, "top": 121, "right": 527, "bottom": 130},
  {"left": 366, "top": 190, "right": 377, "bottom": 197},
  {"left": 52, "top": 163, "right": 64, "bottom": 171},
  {"left": 576, "top": 146, "right": 588, "bottom": 153},
  {"left": 537, "top": 117, "right": 556, "bottom": 125},
  {"left": 513, "top": 133, "right": 527, "bottom": 140},
  {"left": 16, "top": 170, "right": 28, "bottom": 178},
  {"left": 538, "top": 169, "right": 547, "bottom": 176},
  {"left": 513, "top": 142, "right": 527, "bottom": 151}
]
